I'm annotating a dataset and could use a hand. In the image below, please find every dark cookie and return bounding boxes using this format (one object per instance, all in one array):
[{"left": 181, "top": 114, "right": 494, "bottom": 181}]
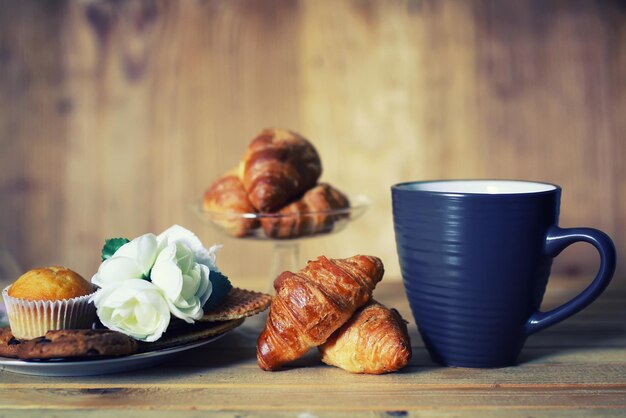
[
  {"left": 138, "top": 318, "right": 244, "bottom": 352},
  {"left": 17, "top": 329, "right": 138, "bottom": 360},
  {"left": 0, "top": 327, "right": 22, "bottom": 358}
]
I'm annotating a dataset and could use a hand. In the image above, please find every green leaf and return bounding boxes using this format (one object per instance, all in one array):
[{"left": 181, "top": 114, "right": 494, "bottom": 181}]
[
  {"left": 101, "top": 238, "right": 130, "bottom": 261},
  {"left": 203, "top": 270, "right": 233, "bottom": 310}
]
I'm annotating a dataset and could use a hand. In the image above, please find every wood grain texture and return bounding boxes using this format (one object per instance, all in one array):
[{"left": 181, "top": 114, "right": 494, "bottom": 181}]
[
  {"left": 1, "top": 412, "right": 626, "bottom": 418},
  {"left": 0, "top": 277, "right": 625, "bottom": 416},
  {"left": 0, "top": 0, "right": 624, "bottom": 283}
]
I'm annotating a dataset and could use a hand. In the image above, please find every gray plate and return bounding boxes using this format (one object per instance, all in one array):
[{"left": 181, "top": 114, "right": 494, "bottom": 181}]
[{"left": 0, "top": 329, "right": 233, "bottom": 377}]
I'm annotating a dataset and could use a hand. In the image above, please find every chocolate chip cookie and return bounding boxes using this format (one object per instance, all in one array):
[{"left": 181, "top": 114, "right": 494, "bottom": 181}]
[
  {"left": 17, "top": 329, "right": 138, "bottom": 360},
  {"left": 0, "top": 327, "right": 22, "bottom": 358}
]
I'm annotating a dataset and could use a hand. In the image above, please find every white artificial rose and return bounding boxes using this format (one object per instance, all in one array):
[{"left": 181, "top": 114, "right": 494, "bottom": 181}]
[
  {"left": 92, "top": 233, "right": 158, "bottom": 288},
  {"left": 90, "top": 279, "right": 170, "bottom": 342},
  {"left": 157, "top": 225, "right": 222, "bottom": 272},
  {"left": 90, "top": 225, "right": 222, "bottom": 341},
  {"left": 150, "top": 241, "right": 212, "bottom": 323}
]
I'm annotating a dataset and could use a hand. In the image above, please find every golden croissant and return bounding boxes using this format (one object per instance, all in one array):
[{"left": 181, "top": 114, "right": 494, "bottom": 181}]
[
  {"left": 240, "top": 128, "right": 322, "bottom": 213},
  {"left": 261, "top": 183, "right": 350, "bottom": 239},
  {"left": 257, "top": 255, "right": 384, "bottom": 371},
  {"left": 202, "top": 170, "right": 258, "bottom": 237},
  {"left": 319, "top": 301, "right": 412, "bottom": 374}
]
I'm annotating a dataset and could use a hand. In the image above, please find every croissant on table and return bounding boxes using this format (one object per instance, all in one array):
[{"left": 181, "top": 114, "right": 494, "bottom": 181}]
[
  {"left": 202, "top": 170, "right": 258, "bottom": 237},
  {"left": 261, "top": 183, "right": 350, "bottom": 239},
  {"left": 319, "top": 301, "right": 412, "bottom": 374},
  {"left": 240, "top": 128, "right": 322, "bottom": 213},
  {"left": 257, "top": 255, "right": 384, "bottom": 371}
]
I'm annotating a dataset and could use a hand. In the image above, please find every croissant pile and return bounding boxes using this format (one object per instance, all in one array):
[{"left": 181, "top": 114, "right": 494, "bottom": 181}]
[
  {"left": 257, "top": 255, "right": 412, "bottom": 374},
  {"left": 203, "top": 128, "right": 350, "bottom": 238}
]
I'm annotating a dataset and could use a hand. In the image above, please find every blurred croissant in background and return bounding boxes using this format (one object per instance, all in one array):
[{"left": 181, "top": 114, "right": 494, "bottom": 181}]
[
  {"left": 240, "top": 128, "right": 322, "bottom": 213},
  {"left": 261, "top": 183, "right": 350, "bottom": 239},
  {"left": 203, "top": 128, "right": 350, "bottom": 239},
  {"left": 202, "top": 170, "right": 258, "bottom": 238}
]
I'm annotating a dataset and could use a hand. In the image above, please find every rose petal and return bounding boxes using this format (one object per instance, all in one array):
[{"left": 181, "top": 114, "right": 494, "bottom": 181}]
[
  {"left": 181, "top": 273, "right": 199, "bottom": 300},
  {"left": 92, "top": 279, "right": 170, "bottom": 342},
  {"left": 175, "top": 243, "right": 195, "bottom": 274},
  {"left": 92, "top": 256, "right": 144, "bottom": 287},
  {"left": 167, "top": 297, "right": 203, "bottom": 322},
  {"left": 157, "top": 225, "right": 220, "bottom": 270},
  {"left": 151, "top": 243, "right": 183, "bottom": 301},
  {"left": 114, "top": 233, "right": 158, "bottom": 276},
  {"left": 197, "top": 264, "right": 212, "bottom": 307},
  {"left": 204, "top": 244, "right": 222, "bottom": 271}
]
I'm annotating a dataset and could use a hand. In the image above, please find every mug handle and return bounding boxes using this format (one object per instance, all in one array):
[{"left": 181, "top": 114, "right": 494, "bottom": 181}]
[{"left": 524, "top": 226, "right": 616, "bottom": 335}]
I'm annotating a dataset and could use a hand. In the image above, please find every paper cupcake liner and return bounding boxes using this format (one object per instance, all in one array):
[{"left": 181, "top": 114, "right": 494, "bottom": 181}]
[{"left": 2, "top": 286, "right": 96, "bottom": 340}]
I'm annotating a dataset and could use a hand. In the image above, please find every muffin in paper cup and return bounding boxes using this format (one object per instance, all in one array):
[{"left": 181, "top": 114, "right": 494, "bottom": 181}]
[
  {"left": 2, "top": 286, "right": 96, "bottom": 340},
  {"left": 2, "top": 265, "right": 96, "bottom": 341}
]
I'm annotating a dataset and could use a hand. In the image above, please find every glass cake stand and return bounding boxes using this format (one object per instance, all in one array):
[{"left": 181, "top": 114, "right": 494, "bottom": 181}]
[{"left": 193, "top": 195, "right": 370, "bottom": 288}]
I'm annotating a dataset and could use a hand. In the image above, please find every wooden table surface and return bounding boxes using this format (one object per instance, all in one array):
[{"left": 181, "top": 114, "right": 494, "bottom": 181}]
[{"left": 0, "top": 275, "right": 624, "bottom": 417}]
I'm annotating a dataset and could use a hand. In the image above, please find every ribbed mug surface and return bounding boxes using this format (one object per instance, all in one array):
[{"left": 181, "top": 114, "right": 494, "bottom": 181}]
[{"left": 392, "top": 180, "right": 559, "bottom": 368}]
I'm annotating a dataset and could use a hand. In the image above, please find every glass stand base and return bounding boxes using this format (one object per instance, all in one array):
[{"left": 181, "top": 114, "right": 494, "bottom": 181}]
[
  {"left": 243, "top": 241, "right": 301, "bottom": 336},
  {"left": 268, "top": 241, "right": 300, "bottom": 293}
]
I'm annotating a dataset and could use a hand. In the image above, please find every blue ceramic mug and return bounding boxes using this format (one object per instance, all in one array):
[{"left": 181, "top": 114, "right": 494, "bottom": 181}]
[{"left": 392, "top": 180, "right": 616, "bottom": 368}]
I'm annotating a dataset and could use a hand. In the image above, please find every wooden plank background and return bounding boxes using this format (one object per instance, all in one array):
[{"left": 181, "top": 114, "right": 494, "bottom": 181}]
[{"left": 0, "top": 0, "right": 624, "bottom": 284}]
